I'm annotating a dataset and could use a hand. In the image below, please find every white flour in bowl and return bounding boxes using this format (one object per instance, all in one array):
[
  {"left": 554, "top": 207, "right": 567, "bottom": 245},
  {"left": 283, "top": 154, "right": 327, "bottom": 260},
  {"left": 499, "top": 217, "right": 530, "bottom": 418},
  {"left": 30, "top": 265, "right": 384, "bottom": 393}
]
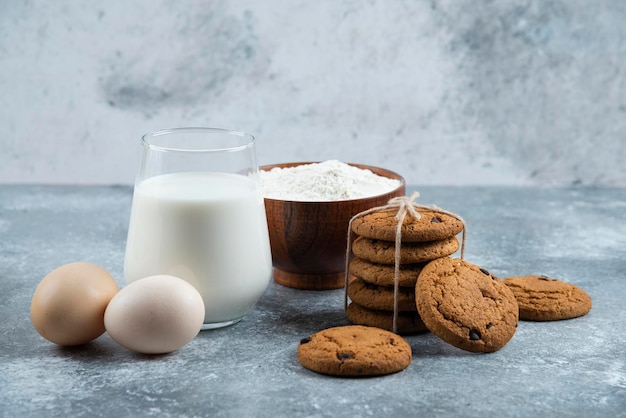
[{"left": 260, "top": 160, "right": 402, "bottom": 201}]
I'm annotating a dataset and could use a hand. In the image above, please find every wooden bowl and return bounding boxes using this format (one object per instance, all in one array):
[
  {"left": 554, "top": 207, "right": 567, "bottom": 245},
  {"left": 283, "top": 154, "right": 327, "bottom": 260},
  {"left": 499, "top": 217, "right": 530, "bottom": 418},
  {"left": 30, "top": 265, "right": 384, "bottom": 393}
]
[{"left": 261, "top": 162, "right": 406, "bottom": 290}]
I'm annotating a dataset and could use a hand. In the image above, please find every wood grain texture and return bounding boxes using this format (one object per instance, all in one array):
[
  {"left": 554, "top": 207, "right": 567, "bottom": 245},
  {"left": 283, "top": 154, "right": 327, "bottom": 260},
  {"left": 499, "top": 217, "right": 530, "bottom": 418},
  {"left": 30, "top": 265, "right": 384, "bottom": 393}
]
[{"left": 261, "top": 162, "right": 405, "bottom": 289}]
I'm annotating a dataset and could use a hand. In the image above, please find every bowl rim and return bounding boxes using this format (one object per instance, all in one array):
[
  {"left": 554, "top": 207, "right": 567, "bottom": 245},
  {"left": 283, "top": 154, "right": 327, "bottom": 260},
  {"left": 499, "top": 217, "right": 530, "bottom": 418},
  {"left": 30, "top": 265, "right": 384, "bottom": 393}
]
[{"left": 259, "top": 161, "right": 406, "bottom": 203}]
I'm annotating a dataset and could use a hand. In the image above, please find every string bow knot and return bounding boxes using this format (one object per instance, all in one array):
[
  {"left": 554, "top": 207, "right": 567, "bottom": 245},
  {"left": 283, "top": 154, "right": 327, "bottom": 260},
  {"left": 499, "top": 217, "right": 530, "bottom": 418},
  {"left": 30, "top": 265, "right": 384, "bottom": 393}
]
[{"left": 388, "top": 192, "right": 422, "bottom": 223}]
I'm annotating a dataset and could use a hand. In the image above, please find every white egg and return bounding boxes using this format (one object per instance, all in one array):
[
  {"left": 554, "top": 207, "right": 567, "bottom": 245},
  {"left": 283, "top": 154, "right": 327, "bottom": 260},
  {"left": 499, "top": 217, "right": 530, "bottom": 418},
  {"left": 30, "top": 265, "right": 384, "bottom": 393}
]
[{"left": 104, "top": 275, "right": 205, "bottom": 354}]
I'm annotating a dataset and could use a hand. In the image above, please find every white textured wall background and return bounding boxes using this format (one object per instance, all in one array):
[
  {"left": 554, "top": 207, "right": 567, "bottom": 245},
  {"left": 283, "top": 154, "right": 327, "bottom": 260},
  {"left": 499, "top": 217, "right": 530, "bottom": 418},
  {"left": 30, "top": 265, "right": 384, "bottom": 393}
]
[{"left": 1, "top": 0, "right": 625, "bottom": 186}]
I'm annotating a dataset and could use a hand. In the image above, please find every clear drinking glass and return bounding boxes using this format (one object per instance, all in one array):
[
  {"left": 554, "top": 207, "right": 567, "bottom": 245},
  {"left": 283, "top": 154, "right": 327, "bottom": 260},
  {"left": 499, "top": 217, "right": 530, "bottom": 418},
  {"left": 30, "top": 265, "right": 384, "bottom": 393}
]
[{"left": 124, "top": 127, "right": 273, "bottom": 329}]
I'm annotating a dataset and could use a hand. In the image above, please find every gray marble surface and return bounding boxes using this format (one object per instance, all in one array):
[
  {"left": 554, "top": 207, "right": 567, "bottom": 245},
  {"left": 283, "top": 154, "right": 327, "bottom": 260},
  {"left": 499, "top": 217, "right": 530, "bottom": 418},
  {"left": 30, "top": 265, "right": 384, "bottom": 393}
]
[
  {"left": 1, "top": 185, "right": 625, "bottom": 417},
  {"left": 2, "top": 1, "right": 626, "bottom": 187}
]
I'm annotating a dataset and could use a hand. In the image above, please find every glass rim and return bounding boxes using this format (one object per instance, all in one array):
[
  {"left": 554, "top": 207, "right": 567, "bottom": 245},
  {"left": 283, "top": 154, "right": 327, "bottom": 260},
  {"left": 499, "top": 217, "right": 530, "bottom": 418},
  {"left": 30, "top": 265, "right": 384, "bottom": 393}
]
[{"left": 141, "top": 127, "right": 256, "bottom": 153}]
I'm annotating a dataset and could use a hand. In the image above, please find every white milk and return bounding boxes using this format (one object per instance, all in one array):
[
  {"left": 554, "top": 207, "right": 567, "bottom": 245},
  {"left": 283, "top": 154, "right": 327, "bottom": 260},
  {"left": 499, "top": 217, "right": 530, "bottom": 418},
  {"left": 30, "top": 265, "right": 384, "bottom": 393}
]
[{"left": 124, "top": 171, "right": 273, "bottom": 325}]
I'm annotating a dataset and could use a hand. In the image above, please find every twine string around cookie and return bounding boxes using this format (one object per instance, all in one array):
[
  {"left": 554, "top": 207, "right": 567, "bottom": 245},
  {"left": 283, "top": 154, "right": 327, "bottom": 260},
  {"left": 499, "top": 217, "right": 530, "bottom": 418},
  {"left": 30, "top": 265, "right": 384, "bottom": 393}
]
[{"left": 344, "top": 191, "right": 466, "bottom": 334}]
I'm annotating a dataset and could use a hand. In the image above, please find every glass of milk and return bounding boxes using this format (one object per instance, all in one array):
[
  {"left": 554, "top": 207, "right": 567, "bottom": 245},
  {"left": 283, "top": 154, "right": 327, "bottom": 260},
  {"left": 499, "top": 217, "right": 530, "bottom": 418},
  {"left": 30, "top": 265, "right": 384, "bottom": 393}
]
[{"left": 124, "top": 128, "right": 273, "bottom": 330}]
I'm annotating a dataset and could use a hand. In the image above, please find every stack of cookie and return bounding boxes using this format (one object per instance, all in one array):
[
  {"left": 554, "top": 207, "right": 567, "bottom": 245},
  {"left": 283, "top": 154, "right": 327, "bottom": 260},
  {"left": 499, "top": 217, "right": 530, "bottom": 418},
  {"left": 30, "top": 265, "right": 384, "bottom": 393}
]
[{"left": 345, "top": 206, "right": 465, "bottom": 334}]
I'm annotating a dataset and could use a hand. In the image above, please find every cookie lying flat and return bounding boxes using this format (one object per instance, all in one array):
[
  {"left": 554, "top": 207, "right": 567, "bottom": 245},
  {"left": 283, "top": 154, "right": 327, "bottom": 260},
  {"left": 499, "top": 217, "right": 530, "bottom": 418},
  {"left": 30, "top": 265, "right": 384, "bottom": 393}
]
[
  {"left": 297, "top": 325, "right": 412, "bottom": 376},
  {"left": 352, "top": 236, "right": 459, "bottom": 264},
  {"left": 348, "top": 277, "right": 417, "bottom": 312},
  {"left": 349, "top": 257, "right": 426, "bottom": 287},
  {"left": 346, "top": 303, "right": 429, "bottom": 335},
  {"left": 502, "top": 275, "right": 592, "bottom": 321},
  {"left": 416, "top": 257, "right": 519, "bottom": 353},
  {"left": 351, "top": 207, "right": 464, "bottom": 242}
]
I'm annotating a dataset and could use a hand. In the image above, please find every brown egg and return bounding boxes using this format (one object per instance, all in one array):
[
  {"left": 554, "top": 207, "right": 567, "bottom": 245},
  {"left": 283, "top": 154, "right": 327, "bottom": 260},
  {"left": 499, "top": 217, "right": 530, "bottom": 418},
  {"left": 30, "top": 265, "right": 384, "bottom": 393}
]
[{"left": 30, "top": 262, "right": 119, "bottom": 346}]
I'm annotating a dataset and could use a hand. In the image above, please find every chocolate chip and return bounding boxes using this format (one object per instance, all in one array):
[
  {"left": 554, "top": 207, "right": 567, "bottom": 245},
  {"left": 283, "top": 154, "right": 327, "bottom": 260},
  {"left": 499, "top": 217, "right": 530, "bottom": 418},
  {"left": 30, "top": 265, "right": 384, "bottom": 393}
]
[
  {"left": 431, "top": 216, "right": 442, "bottom": 223},
  {"left": 479, "top": 268, "right": 491, "bottom": 277},
  {"left": 486, "top": 322, "right": 493, "bottom": 329},
  {"left": 365, "top": 282, "right": 378, "bottom": 290},
  {"left": 538, "top": 276, "right": 555, "bottom": 281},
  {"left": 337, "top": 352, "right": 353, "bottom": 360},
  {"left": 300, "top": 337, "right": 311, "bottom": 344},
  {"left": 469, "top": 329, "right": 481, "bottom": 341}
]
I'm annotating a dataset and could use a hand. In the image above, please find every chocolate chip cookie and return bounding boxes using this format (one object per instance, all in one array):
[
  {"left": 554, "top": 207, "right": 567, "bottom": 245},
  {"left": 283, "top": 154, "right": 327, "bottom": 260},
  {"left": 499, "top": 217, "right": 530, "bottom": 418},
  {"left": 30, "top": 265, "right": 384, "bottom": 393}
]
[
  {"left": 346, "top": 303, "right": 429, "bottom": 335},
  {"left": 347, "top": 277, "right": 417, "bottom": 312},
  {"left": 297, "top": 325, "right": 412, "bottom": 376},
  {"left": 415, "top": 257, "right": 519, "bottom": 353},
  {"left": 349, "top": 257, "right": 425, "bottom": 287},
  {"left": 351, "top": 207, "right": 464, "bottom": 242},
  {"left": 352, "top": 236, "right": 460, "bottom": 265},
  {"left": 502, "top": 275, "right": 592, "bottom": 321}
]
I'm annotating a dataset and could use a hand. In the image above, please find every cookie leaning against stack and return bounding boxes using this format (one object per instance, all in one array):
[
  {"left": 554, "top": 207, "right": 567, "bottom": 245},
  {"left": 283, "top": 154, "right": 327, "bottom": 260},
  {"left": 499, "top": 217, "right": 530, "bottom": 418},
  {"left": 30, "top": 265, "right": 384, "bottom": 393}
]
[
  {"left": 415, "top": 257, "right": 519, "bottom": 353},
  {"left": 346, "top": 207, "right": 464, "bottom": 334}
]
